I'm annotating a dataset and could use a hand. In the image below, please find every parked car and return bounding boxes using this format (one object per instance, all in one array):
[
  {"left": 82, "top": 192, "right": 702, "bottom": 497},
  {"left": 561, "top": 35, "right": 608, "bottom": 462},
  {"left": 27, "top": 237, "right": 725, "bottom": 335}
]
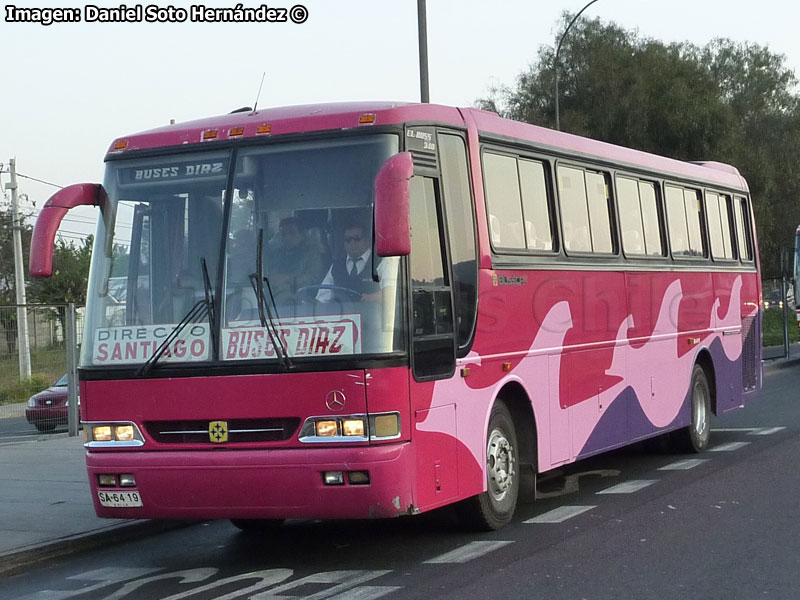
[{"left": 25, "top": 374, "right": 75, "bottom": 433}]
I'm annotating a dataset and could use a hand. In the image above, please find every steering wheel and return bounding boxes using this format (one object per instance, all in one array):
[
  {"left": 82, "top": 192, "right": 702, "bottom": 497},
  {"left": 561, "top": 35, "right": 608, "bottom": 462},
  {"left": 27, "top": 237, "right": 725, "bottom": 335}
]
[{"left": 296, "top": 284, "right": 363, "bottom": 302}]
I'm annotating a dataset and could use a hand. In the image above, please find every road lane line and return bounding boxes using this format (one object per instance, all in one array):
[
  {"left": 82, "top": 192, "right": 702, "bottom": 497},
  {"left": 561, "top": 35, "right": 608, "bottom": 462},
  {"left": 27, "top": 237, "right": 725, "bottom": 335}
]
[
  {"left": 710, "top": 441, "right": 751, "bottom": 452},
  {"left": 596, "top": 480, "right": 657, "bottom": 494},
  {"left": 658, "top": 459, "right": 710, "bottom": 471},
  {"left": 424, "top": 541, "right": 513, "bottom": 564},
  {"left": 749, "top": 427, "right": 786, "bottom": 436},
  {"left": 328, "top": 587, "right": 404, "bottom": 600},
  {"left": 712, "top": 428, "right": 758, "bottom": 433},
  {"left": 525, "top": 505, "right": 596, "bottom": 523}
]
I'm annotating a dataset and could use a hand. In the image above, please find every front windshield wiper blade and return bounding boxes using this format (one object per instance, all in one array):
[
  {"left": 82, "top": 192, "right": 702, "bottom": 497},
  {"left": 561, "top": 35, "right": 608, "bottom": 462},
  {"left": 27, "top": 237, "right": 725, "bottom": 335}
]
[
  {"left": 136, "top": 299, "right": 209, "bottom": 377},
  {"left": 137, "top": 257, "right": 215, "bottom": 377},
  {"left": 250, "top": 229, "right": 293, "bottom": 370},
  {"left": 201, "top": 257, "right": 218, "bottom": 357}
]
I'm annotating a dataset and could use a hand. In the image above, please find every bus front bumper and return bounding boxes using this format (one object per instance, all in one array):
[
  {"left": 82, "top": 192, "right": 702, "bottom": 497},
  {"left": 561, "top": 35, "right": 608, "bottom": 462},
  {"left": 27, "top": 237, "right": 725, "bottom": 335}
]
[{"left": 86, "top": 442, "right": 416, "bottom": 520}]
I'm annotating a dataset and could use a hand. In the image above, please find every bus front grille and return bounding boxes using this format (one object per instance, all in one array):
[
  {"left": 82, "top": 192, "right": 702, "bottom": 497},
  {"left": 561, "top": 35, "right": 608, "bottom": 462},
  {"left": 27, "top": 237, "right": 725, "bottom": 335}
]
[{"left": 144, "top": 418, "right": 301, "bottom": 444}]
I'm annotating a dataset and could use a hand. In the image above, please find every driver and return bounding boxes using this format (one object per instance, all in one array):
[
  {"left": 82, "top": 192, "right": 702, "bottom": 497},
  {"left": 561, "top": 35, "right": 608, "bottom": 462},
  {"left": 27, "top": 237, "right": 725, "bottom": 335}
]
[{"left": 316, "top": 222, "right": 390, "bottom": 303}]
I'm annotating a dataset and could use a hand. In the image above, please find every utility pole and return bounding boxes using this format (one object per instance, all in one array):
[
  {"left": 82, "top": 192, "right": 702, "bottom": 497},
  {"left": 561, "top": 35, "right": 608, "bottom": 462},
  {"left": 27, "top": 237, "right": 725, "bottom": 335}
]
[
  {"left": 7, "top": 158, "right": 32, "bottom": 379},
  {"left": 417, "top": 0, "right": 430, "bottom": 103}
]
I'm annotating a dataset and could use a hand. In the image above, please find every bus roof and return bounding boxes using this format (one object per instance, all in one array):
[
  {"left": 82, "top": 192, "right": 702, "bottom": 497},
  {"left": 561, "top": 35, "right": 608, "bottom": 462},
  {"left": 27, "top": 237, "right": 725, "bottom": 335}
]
[{"left": 107, "top": 101, "right": 748, "bottom": 192}]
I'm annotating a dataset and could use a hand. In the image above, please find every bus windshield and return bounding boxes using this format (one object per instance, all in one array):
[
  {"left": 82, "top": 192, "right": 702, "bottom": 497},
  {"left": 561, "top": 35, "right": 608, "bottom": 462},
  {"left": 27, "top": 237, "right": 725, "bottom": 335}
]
[{"left": 81, "top": 134, "right": 403, "bottom": 368}]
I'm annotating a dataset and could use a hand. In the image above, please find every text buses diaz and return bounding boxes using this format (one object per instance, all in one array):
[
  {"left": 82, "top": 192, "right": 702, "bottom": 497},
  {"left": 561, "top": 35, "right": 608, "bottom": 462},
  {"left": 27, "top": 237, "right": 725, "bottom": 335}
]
[{"left": 31, "top": 102, "right": 760, "bottom": 530}]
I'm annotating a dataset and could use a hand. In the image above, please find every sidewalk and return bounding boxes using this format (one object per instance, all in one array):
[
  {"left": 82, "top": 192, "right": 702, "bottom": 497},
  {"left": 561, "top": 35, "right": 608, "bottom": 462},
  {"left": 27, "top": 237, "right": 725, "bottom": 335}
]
[
  {"left": 762, "top": 342, "right": 800, "bottom": 369},
  {"left": 0, "top": 434, "right": 181, "bottom": 577}
]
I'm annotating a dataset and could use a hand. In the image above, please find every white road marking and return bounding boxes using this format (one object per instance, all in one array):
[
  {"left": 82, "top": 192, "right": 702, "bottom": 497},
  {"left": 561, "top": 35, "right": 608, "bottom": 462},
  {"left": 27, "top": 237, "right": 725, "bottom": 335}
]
[
  {"left": 658, "top": 459, "right": 710, "bottom": 471},
  {"left": 596, "top": 480, "right": 657, "bottom": 494},
  {"left": 710, "top": 441, "right": 751, "bottom": 452},
  {"left": 712, "top": 428, "right": 758, "bottom": 433},
  {"left": 525, "top": 505, "right": 596, "bottom": 523},
  {"left": 424, "top": 541, "right": 513, "bottom": 564},
  {"left": 328, "top": 587, "right": 403, "bottom": 600},
  {"left": 749, "top": 427, "right": 786, "bottom": 436},
  {"left": 713, "top": 427, "right": 786, "bottom": 436}
]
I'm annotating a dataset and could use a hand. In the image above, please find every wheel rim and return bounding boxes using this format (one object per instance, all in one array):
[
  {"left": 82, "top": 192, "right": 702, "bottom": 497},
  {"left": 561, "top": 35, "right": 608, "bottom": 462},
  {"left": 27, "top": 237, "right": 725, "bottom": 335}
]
[
  {"left": 487, "top": 428, "right": 515, "bottom": 502},
  {"left": 692, "top": 379, "right": 709, "bottom": 438}
]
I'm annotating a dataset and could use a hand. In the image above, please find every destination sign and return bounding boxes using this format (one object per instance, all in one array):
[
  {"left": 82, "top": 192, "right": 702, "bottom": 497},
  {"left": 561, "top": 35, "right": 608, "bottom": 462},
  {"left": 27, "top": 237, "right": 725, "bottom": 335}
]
[
  {"left": 222, "top": 315, "right": 362, "bottom": 360},
  {"left": 93, "top": 323, "right": 210, "bottom": 365},
  {"left": 117, "top": 158, "right": 229, "bottom": 186}
]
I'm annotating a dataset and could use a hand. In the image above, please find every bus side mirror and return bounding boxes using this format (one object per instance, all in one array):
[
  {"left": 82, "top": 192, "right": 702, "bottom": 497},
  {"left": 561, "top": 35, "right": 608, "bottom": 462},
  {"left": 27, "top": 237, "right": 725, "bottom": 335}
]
[
  {"left": 30, "top": 183, "right": 109, "bottom": 277},
  {"left": 374, "top": 152, "right": 413, "bottom": 257}
]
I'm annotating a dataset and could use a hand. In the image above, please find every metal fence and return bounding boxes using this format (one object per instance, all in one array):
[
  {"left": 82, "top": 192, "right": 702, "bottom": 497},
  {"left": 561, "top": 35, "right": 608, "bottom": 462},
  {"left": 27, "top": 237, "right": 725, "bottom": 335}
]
[
  {"left": 761, "top": 278, "right": 796, "bottom": 360},
  {"left": 0, "top": 304, "right": 83, "bottom": 440}
]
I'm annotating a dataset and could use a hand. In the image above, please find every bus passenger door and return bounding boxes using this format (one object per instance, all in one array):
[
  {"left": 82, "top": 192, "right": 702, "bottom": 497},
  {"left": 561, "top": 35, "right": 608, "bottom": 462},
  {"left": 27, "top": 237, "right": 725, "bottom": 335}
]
[{"left": 408, "top": 174, "right": 458, "bottom": 508}]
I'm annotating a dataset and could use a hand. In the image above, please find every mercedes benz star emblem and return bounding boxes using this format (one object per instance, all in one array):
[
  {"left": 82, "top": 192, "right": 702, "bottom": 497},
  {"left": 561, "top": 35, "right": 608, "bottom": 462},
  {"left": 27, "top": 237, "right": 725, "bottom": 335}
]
[{"left": 325, "top": 390, "right": 346, "bottom": 412}]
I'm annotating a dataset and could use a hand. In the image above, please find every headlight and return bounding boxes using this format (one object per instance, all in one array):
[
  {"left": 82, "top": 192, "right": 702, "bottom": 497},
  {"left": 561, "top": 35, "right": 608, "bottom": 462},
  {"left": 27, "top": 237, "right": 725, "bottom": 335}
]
[
  {"left": 27, "top": 398, "right": 36, "bottom": 408},
  {"left": 85, "top": 422, "right": 145, "bottom": 447},
  {"left": 299, "top": 412, "right": 400, "bottom": 443}
]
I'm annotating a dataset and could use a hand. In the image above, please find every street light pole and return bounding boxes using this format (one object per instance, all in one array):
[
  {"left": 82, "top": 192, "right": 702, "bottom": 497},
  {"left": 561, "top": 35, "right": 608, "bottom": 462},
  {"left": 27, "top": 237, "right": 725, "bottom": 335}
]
[
  {"left": 554, "top": 0, "right": 600, "bottom": 131},
  {"left": 417, "top": 0, "right": 430, "bottom": 103}
]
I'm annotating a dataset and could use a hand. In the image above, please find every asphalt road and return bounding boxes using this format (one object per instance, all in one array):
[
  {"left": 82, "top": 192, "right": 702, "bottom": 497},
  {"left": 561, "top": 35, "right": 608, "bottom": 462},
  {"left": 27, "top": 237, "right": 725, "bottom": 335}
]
[
  {"left": 1, "top": 362, "right": 798, "bottom": 600},
  {"left": 0, "top": 415, "right": 52, "bottom": 442}
]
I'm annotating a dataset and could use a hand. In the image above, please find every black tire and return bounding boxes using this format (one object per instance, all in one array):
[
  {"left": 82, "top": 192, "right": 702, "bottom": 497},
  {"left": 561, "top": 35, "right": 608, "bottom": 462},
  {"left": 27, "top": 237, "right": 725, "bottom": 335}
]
[
  {"left": 230, "top": 519, "right": 284, "bottom": 533},
  {"left": 673, "top": 364, "right": 712, "bottom": 453},
  {"left": 458, "top": 401, "right": 519, "bottom": 531}
]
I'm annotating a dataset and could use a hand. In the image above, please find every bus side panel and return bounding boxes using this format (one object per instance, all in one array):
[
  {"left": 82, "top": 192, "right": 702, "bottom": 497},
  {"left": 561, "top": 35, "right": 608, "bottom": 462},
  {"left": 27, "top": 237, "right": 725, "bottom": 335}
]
[{"left": 410, "top": 377, "right": 484, "bottom": 512}]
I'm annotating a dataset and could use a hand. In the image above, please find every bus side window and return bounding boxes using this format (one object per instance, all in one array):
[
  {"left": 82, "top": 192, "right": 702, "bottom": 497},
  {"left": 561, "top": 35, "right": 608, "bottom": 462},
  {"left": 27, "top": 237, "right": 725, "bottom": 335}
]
[{"left": 733, "top": 196, "right": 753, "bottom": 261}]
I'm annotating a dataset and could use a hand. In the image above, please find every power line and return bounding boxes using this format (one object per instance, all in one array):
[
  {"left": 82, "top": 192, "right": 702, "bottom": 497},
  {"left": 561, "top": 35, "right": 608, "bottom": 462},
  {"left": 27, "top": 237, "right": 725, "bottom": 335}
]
[{"left": 14, "top": 172, "right": 63, "bottom": 189}]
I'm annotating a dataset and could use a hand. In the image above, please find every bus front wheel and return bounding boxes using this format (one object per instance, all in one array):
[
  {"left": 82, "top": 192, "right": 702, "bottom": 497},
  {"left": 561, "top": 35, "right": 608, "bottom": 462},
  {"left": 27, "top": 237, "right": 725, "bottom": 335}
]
[{"left": 458, "top": 400, "right": 519, "bottom": 531}]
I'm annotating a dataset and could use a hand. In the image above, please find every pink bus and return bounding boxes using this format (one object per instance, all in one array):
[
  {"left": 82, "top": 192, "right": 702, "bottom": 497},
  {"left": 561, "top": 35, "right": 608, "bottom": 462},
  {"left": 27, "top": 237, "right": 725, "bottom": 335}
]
[{"left": 31, "top": 102, "right": 761, "bottom": 530}]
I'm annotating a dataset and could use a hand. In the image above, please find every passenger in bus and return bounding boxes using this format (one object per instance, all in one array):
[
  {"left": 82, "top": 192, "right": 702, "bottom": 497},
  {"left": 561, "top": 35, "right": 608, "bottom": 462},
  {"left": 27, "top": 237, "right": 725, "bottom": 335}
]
[
  {"left": 316, "top": 221, "right": 393, "bottom": 303},
  {"left": 266, "top": 216, "right": 324, "bottom": 302}
]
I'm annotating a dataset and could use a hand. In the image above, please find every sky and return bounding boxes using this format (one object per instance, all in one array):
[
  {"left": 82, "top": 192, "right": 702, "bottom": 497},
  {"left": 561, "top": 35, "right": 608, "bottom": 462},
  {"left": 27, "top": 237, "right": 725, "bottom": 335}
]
[{"left": 2, "top": 0, "right": 800, "bottom": 242}]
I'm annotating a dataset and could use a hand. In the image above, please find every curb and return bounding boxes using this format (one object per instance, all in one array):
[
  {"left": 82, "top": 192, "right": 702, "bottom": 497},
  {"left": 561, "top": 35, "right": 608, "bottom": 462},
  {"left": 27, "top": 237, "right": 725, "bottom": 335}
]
[
  {"left": 0, "top": 519, "right": 193, "bottom": 578},
  {"left": 763, "top": 357, "right": 800, "bottom": 372}
]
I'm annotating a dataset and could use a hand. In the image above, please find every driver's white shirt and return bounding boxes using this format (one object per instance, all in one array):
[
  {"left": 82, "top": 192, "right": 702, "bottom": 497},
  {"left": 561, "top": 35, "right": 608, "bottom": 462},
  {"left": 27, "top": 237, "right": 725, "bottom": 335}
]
[{"left": 316, "top": 250, "right": 398, "bottom": 302}]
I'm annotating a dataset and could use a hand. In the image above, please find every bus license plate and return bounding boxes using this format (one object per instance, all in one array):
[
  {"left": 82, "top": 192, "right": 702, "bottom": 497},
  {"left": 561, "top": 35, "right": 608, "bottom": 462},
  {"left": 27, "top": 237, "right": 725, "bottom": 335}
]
[{"left": 97, "top": 490, "right": 142, "bottom": 508}]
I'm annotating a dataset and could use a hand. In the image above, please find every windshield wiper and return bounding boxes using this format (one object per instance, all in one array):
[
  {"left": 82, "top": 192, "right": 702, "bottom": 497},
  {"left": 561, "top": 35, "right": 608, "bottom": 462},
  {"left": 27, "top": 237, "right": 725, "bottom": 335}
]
[
  {"left": 137, "top": 257, "right": 216, "bottom": 377},
  {"left": 250, "top": 229, "right": 293, "bottom": 370}
]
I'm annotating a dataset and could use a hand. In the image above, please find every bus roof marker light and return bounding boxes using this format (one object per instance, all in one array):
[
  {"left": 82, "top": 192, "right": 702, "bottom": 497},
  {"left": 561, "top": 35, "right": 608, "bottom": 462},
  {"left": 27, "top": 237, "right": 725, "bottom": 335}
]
[
  {"left": 113, "top": 140, "right": 128, "bottom": 151},
  {"left": 358, "top": 113, "right": 376, "bottom": 125},
  {"left": 229, "top": 127, "right": 245, "bottom": 137},
  {"left": 256, "top": 124, "right": 272, "bottom": 135},
  {"left": 202, "top": 129, "right": 218, "bottom": 141}
]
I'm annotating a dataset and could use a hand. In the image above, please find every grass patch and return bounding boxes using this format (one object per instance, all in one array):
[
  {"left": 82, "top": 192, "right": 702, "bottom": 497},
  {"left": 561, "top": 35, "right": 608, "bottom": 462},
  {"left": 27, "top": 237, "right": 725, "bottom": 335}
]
[
  {"left": 0, "top": 346, "right": 67, "bottom": 405},
  {"left": 762, "top": 307, "right": 799, "bottom": 347},
  {"left": 0, "top": 374, "right": 52, "bottom": 405}
]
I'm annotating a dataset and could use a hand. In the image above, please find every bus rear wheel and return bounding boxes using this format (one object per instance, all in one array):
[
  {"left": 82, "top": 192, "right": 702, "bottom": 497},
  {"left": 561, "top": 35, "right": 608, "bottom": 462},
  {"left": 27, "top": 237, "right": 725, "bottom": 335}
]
[
  {"left": 673, "top": 364, "right": 712, "bottom": 453},
  {"left": 458, "top": 400, "right": 519, "bottom": 531}
]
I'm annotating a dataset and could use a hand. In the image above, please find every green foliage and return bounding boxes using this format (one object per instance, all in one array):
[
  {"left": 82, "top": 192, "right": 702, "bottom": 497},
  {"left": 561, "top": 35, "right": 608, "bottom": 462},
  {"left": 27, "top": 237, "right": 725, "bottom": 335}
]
[
  {"left": 0, "top": 374, "right": 51, "bottom": 405},
  {"left": 27, "top": 236, "right": 93, "bottom": 306},
  {"left": 0, "top": 209, "right": 33, "bottom": 305},
  {"left": 762, "top": 307, "right": 799, "bottom": 347},
  {"left": 477, "top": 13, "right": 800, "bottom": 277}
]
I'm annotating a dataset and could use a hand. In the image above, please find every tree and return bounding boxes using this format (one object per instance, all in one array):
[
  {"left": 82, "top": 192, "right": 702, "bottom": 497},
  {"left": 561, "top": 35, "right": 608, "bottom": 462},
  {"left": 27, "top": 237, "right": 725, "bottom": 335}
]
[
  {"left": 27, "top": 236, "right": 93, "bottom": 306},
  {"left": 27, "top": 236, "right": 93, "bottom": 333},
  {"left": 477, "top": 14, "right": 800, "bottom": 277},
  {"left": 0, "top": 208, "right": 33, "bottom": 305}
]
